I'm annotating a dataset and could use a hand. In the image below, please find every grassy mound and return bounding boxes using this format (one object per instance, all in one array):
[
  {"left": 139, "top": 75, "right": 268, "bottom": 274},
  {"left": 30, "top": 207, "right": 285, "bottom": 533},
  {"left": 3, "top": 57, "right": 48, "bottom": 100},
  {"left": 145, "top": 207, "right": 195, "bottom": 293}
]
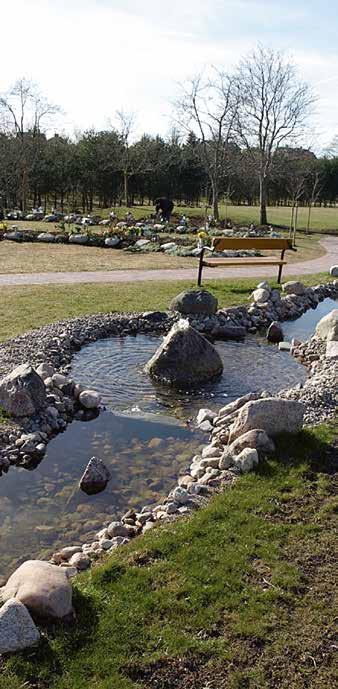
[{"left": 1, "top": 422, "right": 336, "bottom": 689}]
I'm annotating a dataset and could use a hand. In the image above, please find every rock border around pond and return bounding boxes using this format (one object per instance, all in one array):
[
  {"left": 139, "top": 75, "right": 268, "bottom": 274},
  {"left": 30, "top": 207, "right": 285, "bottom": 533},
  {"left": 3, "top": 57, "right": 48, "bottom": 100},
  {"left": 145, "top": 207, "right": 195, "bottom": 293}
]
[{"left": 0, "top": 279, "right": 337, "bottom": 652}]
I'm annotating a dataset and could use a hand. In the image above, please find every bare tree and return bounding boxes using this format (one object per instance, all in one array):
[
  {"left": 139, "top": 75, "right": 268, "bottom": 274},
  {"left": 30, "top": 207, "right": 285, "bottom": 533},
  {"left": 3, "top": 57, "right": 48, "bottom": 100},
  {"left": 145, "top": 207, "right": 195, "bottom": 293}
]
[
  {"left": 234, "top": 46, "right": 314, "bottom": 225},
  {"left": 175, "top": 70, "right": 239, "bottom": 220},
  {"left": 306, "top": 169, "right": 322, "bottom": 234},
  {"left": 115, "top": 109, "right": 136, "bottom": 206},
  {"left": 0, "top": 78, "right": 60, "bottom": 210}
]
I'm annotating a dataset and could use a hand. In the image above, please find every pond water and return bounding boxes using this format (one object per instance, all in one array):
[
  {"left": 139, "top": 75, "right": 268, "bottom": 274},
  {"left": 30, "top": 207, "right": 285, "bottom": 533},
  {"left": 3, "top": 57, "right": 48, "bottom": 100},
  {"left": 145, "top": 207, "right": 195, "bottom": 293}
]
[
  {"left": 281, "top": 297, "right": 338, "bottom": 342},
  {"left": 0, "top": 331, "right": 309, "bottom": 579},
  {"left": 0, "top": 412, "right": 204, "bottom": 578},
  {"left": 71, "top": 334, "right": 307, "bottom": 420}
]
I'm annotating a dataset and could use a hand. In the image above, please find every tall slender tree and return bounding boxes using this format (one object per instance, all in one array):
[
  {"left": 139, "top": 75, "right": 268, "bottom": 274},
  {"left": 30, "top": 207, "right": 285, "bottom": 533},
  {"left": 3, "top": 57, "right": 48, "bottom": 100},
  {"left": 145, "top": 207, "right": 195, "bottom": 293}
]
[{"left": 234, "top": 46, "right": 314, "bottom": 224}]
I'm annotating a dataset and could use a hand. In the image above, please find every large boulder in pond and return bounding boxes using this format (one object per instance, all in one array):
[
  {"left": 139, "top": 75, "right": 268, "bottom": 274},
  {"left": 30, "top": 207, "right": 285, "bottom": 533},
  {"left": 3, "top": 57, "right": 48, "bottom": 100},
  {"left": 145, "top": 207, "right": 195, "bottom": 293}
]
[
  {"left": 170, "top": 289, "right": 218, "bottom": 315},
  {"left": 0, "top": 560, "right": 73, "bottom": 620},
  {"left": 145, "top": 319, "right": 223, "bottom": 387},
  {"left": 0, "top": 363, "right": 46, "bottom": 417},
  {"left": 315, "top": 309, "right": 338, "bottom": 342},
  {"left": 229, "top": 398, "right": 304, "bottom": 442}
]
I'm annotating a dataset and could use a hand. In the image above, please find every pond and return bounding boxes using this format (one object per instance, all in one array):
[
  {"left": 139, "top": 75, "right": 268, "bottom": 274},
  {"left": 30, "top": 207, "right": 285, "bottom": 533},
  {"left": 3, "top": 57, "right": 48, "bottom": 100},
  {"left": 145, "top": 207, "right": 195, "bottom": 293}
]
[
  {"left": 0, "top": 332, "right": 308, "bottom": 579},
  {"left": 71, "top": 334, "right": 307, "bottom": 419},
  {"left": 281, "top": 297, "right": 338, "bottom": 342},
  {"left": 0, "top": 412, "right": 204, "bottom": 579}
]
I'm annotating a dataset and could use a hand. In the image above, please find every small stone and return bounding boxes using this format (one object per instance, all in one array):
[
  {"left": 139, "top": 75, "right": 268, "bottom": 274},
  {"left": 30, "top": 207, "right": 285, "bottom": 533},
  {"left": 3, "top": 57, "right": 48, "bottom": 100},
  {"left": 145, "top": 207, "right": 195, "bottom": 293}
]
[
  {"left": 52, "top": 373, "right": 68, "bottom": 388},
  {"left": 171, "top": 486, "right": 190, "bottom": 504},
  {"left": 196, "top": 408, "right": 216, "bottom": 426},
  {"left": 252, "top": 288, "right": 270, "bottom": 305},
  {"left": 79, "top": 390, "right": 101, "bottom": 409},
  {"left": 201, "top": 444, "right": 222, "bottom": 459},
  {"left": 0, "top": 599, "right": 40, "bottom": 653},
  {"left": 68, "top": 553, "right": 91, "bottom": 570},
  {"left": 282, "top": 281, "right": 306, "bottom": 296},
  {"left": 267, "top": 321, "right": 284, "bottom": 343},
  {"left": 278, "top": 341, "right": 292, "bottom": 352},
  {"left": 107, "top": 522, "right": 129, "bottom": 538},
  {"left": 329, "top": 265, "right": 338, "bottom": 277},
  {"left": 218, "top": 448, "right": 235, "bottom": 469},
  {"left": 234, "top": 447, "right": 259, "bottom": 473}
]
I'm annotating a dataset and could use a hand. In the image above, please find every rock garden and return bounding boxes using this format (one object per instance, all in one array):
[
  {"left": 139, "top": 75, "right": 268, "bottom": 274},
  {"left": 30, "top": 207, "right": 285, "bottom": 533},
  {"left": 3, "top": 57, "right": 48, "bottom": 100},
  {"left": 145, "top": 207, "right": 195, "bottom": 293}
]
[{"left": 0, "top": 276, "right": 337, "bottom": 655}]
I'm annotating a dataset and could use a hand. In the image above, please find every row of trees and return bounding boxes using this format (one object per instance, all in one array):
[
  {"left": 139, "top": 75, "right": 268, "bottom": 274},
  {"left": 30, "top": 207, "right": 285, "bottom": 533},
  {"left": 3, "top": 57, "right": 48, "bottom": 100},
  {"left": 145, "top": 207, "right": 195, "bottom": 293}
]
[{"left": 0, "top": 47, "right": 337, "bottom": 223}]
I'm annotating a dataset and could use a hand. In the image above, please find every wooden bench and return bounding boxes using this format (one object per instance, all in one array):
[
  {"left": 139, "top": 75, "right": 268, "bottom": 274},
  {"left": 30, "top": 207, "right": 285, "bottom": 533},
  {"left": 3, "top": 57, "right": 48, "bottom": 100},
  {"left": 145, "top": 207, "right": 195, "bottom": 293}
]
[{"left": 197, "top": 237, "right": 295, "bottom": 286}]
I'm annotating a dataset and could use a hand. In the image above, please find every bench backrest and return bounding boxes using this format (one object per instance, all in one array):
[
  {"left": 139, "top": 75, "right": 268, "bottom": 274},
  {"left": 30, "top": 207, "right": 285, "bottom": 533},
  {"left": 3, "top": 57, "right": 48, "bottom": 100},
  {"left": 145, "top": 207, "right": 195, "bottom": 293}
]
[{"left": 211, "top": 237, "right": 292, "bottom": 251}]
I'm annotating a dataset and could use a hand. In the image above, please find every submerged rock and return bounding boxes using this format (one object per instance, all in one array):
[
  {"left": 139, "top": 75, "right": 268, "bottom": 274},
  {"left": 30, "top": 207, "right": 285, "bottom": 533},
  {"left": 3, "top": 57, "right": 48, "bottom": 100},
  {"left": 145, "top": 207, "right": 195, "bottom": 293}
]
[
  {"left": 79, "top": 456, "right": 111, "bottom": 495},
  {"left": 170, "top": 289, "right": 218, "bottom": 315},
  {"left": 0, "top": 363, "right": 46, "bottom": 417},
  {"left": 145, "top": 319, "right": 223, "bottom": 387},
  {"left": 0, "top": 599, "right": 40, "bottom": 654}
]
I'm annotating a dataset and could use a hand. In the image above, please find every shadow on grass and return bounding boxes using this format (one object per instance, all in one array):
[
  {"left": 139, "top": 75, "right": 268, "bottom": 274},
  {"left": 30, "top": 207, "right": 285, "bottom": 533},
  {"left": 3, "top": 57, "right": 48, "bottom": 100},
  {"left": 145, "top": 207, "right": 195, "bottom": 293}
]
[{"left": 257, "top": 425, "right": 337, "bottom": 479}]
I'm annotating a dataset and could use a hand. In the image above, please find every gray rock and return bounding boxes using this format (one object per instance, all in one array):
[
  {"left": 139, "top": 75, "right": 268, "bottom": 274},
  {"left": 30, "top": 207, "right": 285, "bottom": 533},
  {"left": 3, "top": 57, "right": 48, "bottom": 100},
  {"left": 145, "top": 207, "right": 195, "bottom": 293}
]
[
  {"left": 171, "top": 486, "right": 190, "bottom": 504},
  {"left": 316, "top": 309, "right": 338, "bottom": 342},
  {"left": 0, "top": 364, "right": 46, "bottom": 417},
  {"left": 252, "top": 288, "right": 270, "bottom": 304},
  {"left": 267, "top": 321, "right": 284, "bottom": 343},
  {"left": 218, "top": 448, "right": 235, "bottom": 470},
  {"left": 234, "top": 447, "right": 259, "bottom": 473},
  {"left": 170, "top": 289, "right": 218, "bottom": 315},
  {"left": 69, "top": 234, "right": 88, "bottom": 244},
  {"left": 37, "top": 232, "right": 55, "bottom": 243},
  {"left": 107, "top": 521, "right": 129, "bottom": 538},
  {"left": 104, "top": 236, "right": 120, "bottom": 247},
  {"left": 0, "top": 599, "right": 40, "bottom": 653},
  {"left": 196, "top": 408, "right": 216, "bottom": 426},
  {"left": 145, "top": 319, "right": 223, "bottom": 387},
  {"left": 68, "top": 553, "right": 91, "bottom": 570},
  {"left": 229, "top": 398, "right": 304, "bottom": 442},
  {"left": 0, "top": 560, "right": 73, "bottom": 620},
  {"left": 79, "top": 390, "right": 101, "bottom": 409},
  {"left": 229, "top": 429, "right": 275, "bottom": 456},
  {"left": 256, "top": 281, "right": 270, "bottom": 291},
  {"left": 326, "top": 340, "right": 338, "bottom": 359},
  {"left": 79, "top": 456, "right": 111, "bottom": 495},
  {"left": 278, "top": 341, "right": 292, "bottom": 352},
  {"left": 282, "top": 281, "right": 306, "bottom": 296},
  {"left": 36, "top": 363, "right": 55, "bottom": 380},
  {"left": 329, "top": 265, "right": 338, "bottom": 277}
]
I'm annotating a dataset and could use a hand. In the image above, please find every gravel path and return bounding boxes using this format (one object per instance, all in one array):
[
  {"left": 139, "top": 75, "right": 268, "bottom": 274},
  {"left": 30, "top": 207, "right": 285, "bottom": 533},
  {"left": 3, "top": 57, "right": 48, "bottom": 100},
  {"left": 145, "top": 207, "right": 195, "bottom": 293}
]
[{"left": 0, "top": 237, "right": 337, "bottom": 286}]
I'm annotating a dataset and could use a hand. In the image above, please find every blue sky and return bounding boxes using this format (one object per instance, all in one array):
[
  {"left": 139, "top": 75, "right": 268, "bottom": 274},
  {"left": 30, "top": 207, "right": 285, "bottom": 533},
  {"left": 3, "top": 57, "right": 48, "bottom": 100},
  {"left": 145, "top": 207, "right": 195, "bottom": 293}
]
[{"left": 1, "top": 0, "right": 337, "bottom": 150}]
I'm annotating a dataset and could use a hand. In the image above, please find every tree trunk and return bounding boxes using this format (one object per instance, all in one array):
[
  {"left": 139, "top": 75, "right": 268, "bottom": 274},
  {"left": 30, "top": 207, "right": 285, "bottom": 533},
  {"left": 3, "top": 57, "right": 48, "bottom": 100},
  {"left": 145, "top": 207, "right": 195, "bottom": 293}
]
[
  {"left": 211, "top": 179, "right": 219, "bottom": 220},
  {"left": 259, "top": 176, "right": 267, "bottom": 225},
  {"left": 124, "top": 170, "right": 128, "bottom": 206},
  {"left": 306, "top": 204, "right": 311, "bottom": 235}
]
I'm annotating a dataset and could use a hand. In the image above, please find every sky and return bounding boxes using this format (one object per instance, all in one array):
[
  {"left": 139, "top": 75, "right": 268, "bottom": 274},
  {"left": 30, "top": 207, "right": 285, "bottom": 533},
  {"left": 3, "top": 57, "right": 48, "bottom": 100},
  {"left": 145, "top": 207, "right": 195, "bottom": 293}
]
[{"left": 1, "top": 0, "right": 338, "bottom": 151}]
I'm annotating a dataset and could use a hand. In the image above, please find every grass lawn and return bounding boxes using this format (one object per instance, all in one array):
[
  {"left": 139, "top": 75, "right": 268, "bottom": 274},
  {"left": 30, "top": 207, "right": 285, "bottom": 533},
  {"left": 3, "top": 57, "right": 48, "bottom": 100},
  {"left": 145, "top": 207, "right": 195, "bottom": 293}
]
[
  {"left": 1, "top": 422, "right": 336, "bottom": 689},
  {"left": 0, "top": 232, "right": 328, "bottom": 274},
  {"left": 0, "top": 272, "right": 330, "bottom": 342},
  {"left": 102, "top": 203, "right": 338, "bottom": 232}
]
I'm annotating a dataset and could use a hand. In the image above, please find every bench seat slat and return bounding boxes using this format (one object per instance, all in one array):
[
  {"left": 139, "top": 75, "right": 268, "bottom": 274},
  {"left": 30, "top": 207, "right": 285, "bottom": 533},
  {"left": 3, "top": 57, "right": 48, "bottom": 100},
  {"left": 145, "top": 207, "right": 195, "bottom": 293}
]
[{"left": 203, "top": 257, "right": 287, "bottom": 267}]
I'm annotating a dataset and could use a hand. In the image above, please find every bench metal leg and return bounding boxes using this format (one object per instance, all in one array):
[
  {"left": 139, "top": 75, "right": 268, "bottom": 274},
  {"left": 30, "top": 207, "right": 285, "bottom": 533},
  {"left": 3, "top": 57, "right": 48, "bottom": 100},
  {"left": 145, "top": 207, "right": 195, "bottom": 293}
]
[
  {"left": 197, "top": 249, "right": 205, "bottom": 286},
  {"left": 277, "top": 250, "right": 285, "bottom": 284}
]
